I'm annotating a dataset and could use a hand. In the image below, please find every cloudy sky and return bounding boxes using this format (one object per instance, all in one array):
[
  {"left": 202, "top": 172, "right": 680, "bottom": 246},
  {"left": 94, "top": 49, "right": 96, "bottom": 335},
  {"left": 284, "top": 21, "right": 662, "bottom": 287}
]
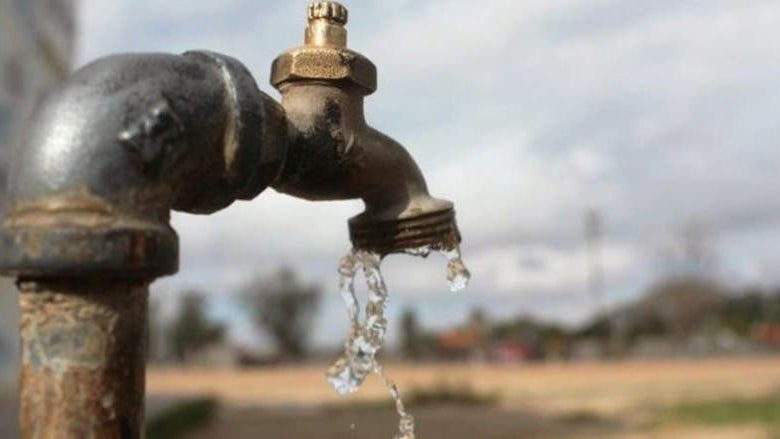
[{"left": 76, "top": 0, "right": 780, "bottom": 347}]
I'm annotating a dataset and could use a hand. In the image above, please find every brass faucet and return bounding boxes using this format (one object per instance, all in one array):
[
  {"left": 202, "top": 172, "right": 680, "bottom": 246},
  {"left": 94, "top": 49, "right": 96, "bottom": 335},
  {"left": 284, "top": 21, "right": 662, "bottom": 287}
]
[
  {"left": 0, "top": 3, "right": 461, "bottom": 437},
  {"left": 271, "top": 2, "right": 460, "bottom": 255}
]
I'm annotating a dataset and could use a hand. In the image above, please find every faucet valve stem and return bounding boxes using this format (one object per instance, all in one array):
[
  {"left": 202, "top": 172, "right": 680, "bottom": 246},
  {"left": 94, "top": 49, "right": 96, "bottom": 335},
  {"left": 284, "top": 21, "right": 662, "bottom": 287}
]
[
  {"left": 272, "top": 2, "right": 462, "bottom": 256},
  {"left": 308, "top": 1, "right": 348, "bottom": 25},
  {"left": 273, "top": 1, "right": 376, "bottom": 93},
  {"left": 305, "top": 1, "right": 348, "bottom": 47}
]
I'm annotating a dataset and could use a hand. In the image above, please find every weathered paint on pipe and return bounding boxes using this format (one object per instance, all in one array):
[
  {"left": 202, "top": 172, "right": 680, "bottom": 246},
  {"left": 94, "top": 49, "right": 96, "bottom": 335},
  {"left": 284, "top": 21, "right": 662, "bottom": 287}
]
[
  {"left": 19, "top": 280, "right": 147, "bottom": 439},
  {"left": 0, "top": 51, "right": 286, "bottom": 279}
]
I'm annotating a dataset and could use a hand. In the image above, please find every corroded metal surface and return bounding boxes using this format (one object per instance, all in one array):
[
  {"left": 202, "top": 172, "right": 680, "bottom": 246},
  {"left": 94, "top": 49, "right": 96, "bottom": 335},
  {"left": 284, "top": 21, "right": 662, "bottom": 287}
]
[
  {"left": 349, "top": 208, "right": 461, "bottom": 255},
  {"left": 1, "top": 189, "right": 177, "bottom": 278},
  {"left": 19, "top": 280, "right": 148, "bottom": 438},
  {"left": 0, "top": 51, "right": 286, "bottom": 277}
]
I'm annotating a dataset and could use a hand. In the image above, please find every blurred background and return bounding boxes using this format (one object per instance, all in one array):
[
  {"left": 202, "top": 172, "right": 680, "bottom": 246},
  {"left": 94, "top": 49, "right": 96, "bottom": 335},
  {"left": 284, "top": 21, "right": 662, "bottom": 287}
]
[{"left": 2, "top": 0, "right": 780, "bottom": 437}]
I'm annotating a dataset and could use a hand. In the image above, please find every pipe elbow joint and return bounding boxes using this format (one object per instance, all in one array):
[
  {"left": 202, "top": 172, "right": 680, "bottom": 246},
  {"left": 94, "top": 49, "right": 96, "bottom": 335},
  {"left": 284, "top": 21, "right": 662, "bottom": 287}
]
[{"left": 0, "top": 51, "right": 286, "bottom": 279}]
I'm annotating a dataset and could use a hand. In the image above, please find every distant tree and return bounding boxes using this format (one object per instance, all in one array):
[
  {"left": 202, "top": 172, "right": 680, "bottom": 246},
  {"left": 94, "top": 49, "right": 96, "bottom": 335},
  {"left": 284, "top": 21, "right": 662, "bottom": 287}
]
[
  {"left": 400, "top": 307, "right": 423, "bottom": 361},
  {"left": 625, "top": 313, "right": 668, "bottom": 343},
  {"left": 491, "top": 317, "right": 534, "bottom": 344},
  {"left": 168, "top": 292, "right": 225, "bottom": 363},
  {"left": 575, "top": 315, "right": 612, "bottom": 340},
  {"left": 635, "top": 276, "right": 726, "bottom": 339},
  {"left": 718, "top": 292, "right": 764, "bottom": 336},
  {"left": 766, "top": 289, "right": 780, "bottom": 322},
  {"left": 715, "top": 289, "right": 780, "bottom": 336},
  {"left": 469, "top": 307, "right": 488, "bottom": 332},
  {"left": 658, "top": 220, "right": 718, "bottom": 275},
  {"left": 243, "top": 267, "right": 321, "bottom": 362}
]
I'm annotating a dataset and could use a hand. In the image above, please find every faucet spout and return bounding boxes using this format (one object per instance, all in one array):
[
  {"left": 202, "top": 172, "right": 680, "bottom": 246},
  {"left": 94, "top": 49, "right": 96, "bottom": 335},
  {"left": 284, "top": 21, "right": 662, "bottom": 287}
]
[{"left": 271, "top": 1, "right": 461, "bottom": 255}]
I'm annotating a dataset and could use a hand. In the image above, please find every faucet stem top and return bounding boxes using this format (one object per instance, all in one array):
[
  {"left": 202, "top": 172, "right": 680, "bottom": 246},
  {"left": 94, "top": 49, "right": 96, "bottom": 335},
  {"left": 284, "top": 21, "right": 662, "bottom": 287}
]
[
  {"left": 305, "top": 1, "right": 348, "bottom": 48},
  {"left": 308, "top": 2, "right": 348, "bottom": 25},
  {"left": 271, "top": 1, "right": 376, "bottom": 94}
]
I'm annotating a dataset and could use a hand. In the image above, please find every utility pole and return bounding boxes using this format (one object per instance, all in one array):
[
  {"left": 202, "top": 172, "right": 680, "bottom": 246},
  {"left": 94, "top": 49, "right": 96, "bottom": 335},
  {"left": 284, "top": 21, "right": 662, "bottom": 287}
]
[{"left": 584, "top": 208, "right": 604, "bottom": 314}]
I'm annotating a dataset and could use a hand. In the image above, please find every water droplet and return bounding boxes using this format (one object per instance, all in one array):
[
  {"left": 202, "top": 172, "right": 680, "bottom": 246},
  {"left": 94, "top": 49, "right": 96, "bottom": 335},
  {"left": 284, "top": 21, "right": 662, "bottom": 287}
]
[
  {"left": 404, "top": 245, "right": 431, "bottom": 257},
  {"left": 399, "top": 414, "right": 415, "bottom": 434},
  {"left": 377, "top": 364, "right": 416, "bottom": 438},
  {"left": 443, "top": 246, "right": 471, "bottom": 292}
]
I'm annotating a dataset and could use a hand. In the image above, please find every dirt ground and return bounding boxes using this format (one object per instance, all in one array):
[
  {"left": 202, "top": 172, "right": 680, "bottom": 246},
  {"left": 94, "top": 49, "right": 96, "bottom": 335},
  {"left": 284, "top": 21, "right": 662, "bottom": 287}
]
[{"left": 146, "top": 356, "right": 780, "bottom": 438}]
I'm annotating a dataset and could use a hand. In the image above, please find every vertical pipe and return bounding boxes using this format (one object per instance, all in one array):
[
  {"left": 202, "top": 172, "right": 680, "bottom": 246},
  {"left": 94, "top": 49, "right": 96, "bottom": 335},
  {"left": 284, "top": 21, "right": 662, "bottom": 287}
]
[{"left": 18, "top": 279, "right": 148, "bottom": 439}]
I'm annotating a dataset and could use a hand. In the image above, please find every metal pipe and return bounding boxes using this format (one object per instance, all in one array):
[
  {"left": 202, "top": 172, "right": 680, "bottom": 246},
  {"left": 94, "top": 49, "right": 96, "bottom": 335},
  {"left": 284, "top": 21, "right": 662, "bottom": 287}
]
[
  {"left": 18, "top": 279, "right": 148, "bottom": 438},
  {"left": 0, "top": 50, "right": 286, "bottom": 279},
  {"left": 0, "top": 51, "right": 285, "bottom": 439}
]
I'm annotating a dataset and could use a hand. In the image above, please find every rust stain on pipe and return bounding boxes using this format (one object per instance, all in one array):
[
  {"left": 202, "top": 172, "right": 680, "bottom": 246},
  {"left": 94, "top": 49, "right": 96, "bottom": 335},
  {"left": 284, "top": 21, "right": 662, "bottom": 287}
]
[{"left": 18, "top": 280, "right": 148, "bottom": 439}]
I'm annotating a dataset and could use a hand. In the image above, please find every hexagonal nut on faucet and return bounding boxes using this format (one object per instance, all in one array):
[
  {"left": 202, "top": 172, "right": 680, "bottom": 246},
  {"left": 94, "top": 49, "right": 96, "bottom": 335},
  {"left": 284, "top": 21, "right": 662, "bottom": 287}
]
[
  {"left": 270, "top": 47, "right": 378, "bottom": 95},
  {"left": 271, "top": 2, "right": 376, "bottom": 94}
]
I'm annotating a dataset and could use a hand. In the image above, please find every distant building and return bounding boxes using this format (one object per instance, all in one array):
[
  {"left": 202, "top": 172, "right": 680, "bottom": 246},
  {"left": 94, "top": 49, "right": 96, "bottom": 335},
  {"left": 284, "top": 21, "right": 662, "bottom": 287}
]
[
  {"left": 0, "top": 0, "right": 75, "bottom": 388},
  {"left": 491, "top": 342, "right": 533, "bottom": 363},
  {"left": 751, "top": 324, "right": 780, "bottom": 348},
  {"left": 435, "top": 325, "right": 485, "bottom": 361}
]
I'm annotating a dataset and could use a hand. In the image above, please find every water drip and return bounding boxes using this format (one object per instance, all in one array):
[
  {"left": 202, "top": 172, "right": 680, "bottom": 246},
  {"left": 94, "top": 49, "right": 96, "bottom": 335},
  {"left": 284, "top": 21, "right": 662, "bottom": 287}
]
[{"left": 327, "top": 245, "right": 470, "bottom": 438}]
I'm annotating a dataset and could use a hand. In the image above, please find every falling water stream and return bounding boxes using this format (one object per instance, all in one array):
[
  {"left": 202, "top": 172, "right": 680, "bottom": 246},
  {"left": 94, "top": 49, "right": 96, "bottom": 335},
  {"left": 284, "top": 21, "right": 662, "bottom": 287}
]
[{"left": 326, "top": 246, "right": 471, "bottom": 438}]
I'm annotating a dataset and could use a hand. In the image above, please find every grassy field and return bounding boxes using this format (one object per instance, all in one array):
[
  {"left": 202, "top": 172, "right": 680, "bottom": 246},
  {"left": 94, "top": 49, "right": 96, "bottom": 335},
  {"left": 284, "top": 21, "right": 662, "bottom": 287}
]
[{"left": 146, "top": 356, "right": 780, "bottom": 438}]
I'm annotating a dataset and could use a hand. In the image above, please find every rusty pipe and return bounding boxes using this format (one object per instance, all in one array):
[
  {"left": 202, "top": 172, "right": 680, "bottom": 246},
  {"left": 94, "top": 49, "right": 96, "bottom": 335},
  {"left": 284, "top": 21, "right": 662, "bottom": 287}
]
[
  {"left": 18, "top": 280, "right": 147, "bottom": 438},
  {"left": 270, "top": 1, "right": 461, "bottom": 255},
  {"left": 0, "top": 51, "right": 285, "bottom": 438},
  {"left": 0, "top": 51, "right": 286, "bottom": 278}
]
